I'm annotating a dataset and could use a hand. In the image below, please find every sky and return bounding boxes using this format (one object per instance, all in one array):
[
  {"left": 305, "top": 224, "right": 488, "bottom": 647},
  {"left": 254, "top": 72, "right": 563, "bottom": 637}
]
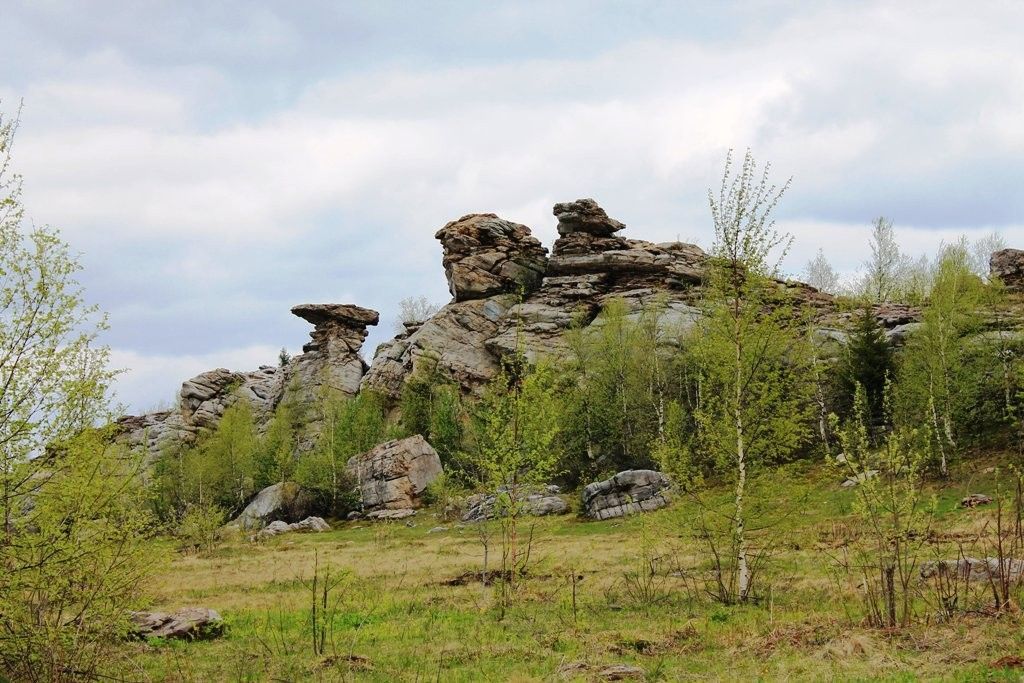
[{"left": 2, "top": 0, "right": 1023, "bottom": 413}]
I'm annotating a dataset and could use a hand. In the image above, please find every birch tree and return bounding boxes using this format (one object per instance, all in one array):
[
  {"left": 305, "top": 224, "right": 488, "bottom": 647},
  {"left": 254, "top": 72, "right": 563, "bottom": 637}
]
[{"left": 687, "top": 149, "right": 813, "bottom": 603}]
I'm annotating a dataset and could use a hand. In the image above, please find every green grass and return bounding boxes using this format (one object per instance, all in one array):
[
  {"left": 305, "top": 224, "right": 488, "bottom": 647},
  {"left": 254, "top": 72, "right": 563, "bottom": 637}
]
[{"left": 126, "top": 455, "right": 1024, "bottom": 681}]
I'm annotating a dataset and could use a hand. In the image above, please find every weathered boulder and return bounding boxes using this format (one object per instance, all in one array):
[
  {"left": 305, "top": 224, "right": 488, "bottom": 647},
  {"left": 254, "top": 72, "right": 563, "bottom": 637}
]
[
  {"left": 346, "top": 435, "right": 443, "bottom": 511},
  {"left": 461, "top": 486, "right": 569, "bottom": 522},
  {"left": 253, "top": 516, "right": 330, "bottom": 541},
  {"left": 840, "top": 470, "right": 879, "bottom": 488},
  {"left": 130, "top": 607, "right": 224, "bottom": 640},
  {"left": 180, "top": 366, "right": 283, "bottom": 429},
  {"left": 228, "top": 482, "right": 312, "bottom": 530},
  {"left": 366, "top": 508, "right": 417, "bottom": 521},
  {"left": 920, "top": 557, "right": 1024, "bottom": 581},
  {"left": 582, "top": 470, "right": 672, "bottom": 520},
  {"left": 991, "top": 248, "right": 1024, "bottom": 291},
  {"left": 554, "top": 198, "right": 625, "bottom": 236},
  {"left": 961, "top": 493, "right": 994, "bottom": 508},
  {"left": 435, "top": 213, "right": 548, "bottom": 301}
]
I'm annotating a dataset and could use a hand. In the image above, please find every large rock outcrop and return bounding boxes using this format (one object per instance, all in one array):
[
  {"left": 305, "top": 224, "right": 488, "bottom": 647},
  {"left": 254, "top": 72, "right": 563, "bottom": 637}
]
[
  {"left": 346, "top": 435, "right": 443, "bottom": 512},
  {"left": 991, "top": 249, "right": 1024, "bottom": 291},
  {"left": 119, "top": 303, "right": 378, "bottom": 461},
  {"left": 435, "top": 213, "right": 548, "bottom": 301}
]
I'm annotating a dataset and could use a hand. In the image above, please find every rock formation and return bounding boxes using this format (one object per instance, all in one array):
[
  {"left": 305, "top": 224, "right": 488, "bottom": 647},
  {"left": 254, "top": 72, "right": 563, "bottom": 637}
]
[
  {"left": 461, "top": 485, "right": 569, "bottom": 522},
  {"left": 119, "top": 197, "right": 928, "bottom": 473},
  {"left": 252, "top": 516, "right": 330, "bottom": 541},
  {"left": 346, "top": 435, "right": 443, "bottom": 513},
  {"left": 991, "top": 248, "right": 1024, "bottom": 291},
  {"left": 435, "top": 213, "right": 548, "bottom": 301},
  {"left": 582, "top": 469, "right": 673, "bottom": 520},
  {"left": 118, "top": 303, "right": 378, "bottom": 461},
  {"left": 130, "top": 607, "right": 224, "bottom": 640}
]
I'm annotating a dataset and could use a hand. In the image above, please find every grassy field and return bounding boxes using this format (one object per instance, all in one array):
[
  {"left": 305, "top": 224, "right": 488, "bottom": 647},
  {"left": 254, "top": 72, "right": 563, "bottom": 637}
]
[{"left": 127, "top": 458, "right": 1024, "bottom": 682}]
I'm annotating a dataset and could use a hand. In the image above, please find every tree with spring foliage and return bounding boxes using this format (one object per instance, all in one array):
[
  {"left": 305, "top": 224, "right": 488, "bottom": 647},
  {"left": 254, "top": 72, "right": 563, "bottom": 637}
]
[
  {"left": 465, "top": 357, "right": 561, "bottom": 607},
  {"left": 0, "top": 106, "right": 153, "bottom": 681},
  {"left": 685, "top": 149, "right": 813, "bottom": 603},
  {"left": 895, "top": 242, "right": 986, "bottom": 476}
]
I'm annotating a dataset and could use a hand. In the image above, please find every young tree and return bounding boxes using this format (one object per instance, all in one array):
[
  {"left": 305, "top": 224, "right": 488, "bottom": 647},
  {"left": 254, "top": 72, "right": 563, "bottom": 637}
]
[
  {"left": 861, "top": 217, "right": 909, "bottom": 303},
  {"left": 394, "top": 295, "right": 441, "bottom": 333},
  {"left": 0, "top": 106, "right": 152, "bottom": 680},
  {"left": 686, "top": 149, "right": 812, "bottom": 603},
  {"left": 896, "top": 243, "right": 986, "bottom": 476},
  {"left": 838, "top": 305, "right": 894, "bottom": 426},
  {"left": 560, "top": 299, "right": 671, "bottom": 482},
  {"left": 804, "top": 248, "right": 840, "bottom": 294},
  {"left": 465, "top": 358, "right": 561, "bottom": 606},
  {"left": 296, "top": 389, "right": 396, "bottom": 517}
]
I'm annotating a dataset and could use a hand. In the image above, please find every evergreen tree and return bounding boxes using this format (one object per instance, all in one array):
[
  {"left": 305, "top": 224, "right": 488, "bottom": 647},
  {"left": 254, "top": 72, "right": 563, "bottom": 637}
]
[{"left": 839, "top": 305, "right": 893, "bottom": 425}]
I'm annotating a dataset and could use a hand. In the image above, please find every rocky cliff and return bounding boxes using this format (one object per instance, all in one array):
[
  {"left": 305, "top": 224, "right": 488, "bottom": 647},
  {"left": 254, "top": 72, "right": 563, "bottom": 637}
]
[{"left": 118, "top": 198, "right": 921, "bottom": 460}]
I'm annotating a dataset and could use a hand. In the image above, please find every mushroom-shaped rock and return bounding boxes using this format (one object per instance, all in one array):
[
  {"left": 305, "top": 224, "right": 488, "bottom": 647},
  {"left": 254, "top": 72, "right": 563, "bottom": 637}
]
[
  {"left": 435, "top": 213, "right": 548, "bottom": 301},
  {"left": 287, "top": 303, "right": 379, "bottom": 408},
  {"left": 553, "top": 198, "right": 625, "bottom": 236}
]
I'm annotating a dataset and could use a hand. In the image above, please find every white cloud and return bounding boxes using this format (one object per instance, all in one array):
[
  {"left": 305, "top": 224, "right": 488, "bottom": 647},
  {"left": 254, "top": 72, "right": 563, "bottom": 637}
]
[
  {"left": 4, "top": 0, "right": 1024, "bottom": 412},
  {"left": 109, "top": 344, "right": 287, "bottom": 413}
]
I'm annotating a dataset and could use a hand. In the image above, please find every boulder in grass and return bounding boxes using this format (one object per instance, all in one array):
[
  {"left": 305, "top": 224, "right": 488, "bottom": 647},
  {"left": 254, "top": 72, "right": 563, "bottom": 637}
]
[
  {"left": 961, "top": 493, "right": 993, "bottom": 508},
  {"left": 227, "top": 482, "right": 312, "bottom": 530},
  {"left": 582, "top": 470, "right": 672, "bottom": 520},
  {"left": 129, "top": 607, "right": 223, "bottom": 640},
  {"left": 346, "top": 435, "right": 442, "bottom": 511},
  {"left": 252, "top": 516, "right": 330, "bottom": 541}
]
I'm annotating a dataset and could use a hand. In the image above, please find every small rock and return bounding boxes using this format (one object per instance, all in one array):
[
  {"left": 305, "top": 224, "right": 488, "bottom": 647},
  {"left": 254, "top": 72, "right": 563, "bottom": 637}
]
[
  {"left": 252, "top": 516, "right": 330, "bottom": 541},
  {"left": 366, "top": 508, "right": 416, "bottom": 521},
  {"left": 129, "top": 607, "right": 224, "bottom": 640},
  {"left": 841, "top": 470, "right": 879, "bottom": 488},
  {"left": 347, "top": 511, "right": 363, "bottom": 521},
  {"left": 428, "top": 526, "right": 449, "bottom": 534},
  {"left": 227, "top": 482, "right": 312, "bottom": 531},
  {"left": 961, "top": 493, "right": 993, "bottom": 508},
  {"left": 598, "top": 664, "right": 645, "bottom": 680}
]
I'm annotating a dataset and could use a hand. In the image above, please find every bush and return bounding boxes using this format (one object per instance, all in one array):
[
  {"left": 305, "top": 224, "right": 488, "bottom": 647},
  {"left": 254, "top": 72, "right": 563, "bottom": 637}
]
[{"left": 176, "top": 504, "right": 228, "bottom": 554}]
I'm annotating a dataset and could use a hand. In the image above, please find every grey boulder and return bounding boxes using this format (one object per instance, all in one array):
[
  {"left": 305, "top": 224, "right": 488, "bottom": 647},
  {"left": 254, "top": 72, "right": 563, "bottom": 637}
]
[
  {"left": 582, "top": 470, "right": 672, "bottom": 520},
  {"left": 130, "top": 607, "right": 224, "bottom": 640},
  {"left": 346, "top": 435, "right": 443, "bottom": 511},
  {"left": 227, "top": 482, "right": 312, "bottom": 530}
]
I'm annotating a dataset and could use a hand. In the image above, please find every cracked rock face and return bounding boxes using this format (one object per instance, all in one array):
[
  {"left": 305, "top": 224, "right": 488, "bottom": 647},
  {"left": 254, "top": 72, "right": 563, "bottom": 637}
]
[
  {"left": 991, "top": 248, "right": 1024, "bottom": 291},
  {"left": 346, "top": 435, "right": 442, "bottom": 511},
  {"left": 582, "top": 469, "right": 673, "bottom": 520},
  {"left": 435, "top": 213, "right": 549, "bottom": 302}
]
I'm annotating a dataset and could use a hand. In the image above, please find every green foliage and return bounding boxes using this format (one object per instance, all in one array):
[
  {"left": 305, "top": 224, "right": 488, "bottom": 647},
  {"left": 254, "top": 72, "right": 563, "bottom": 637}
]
[
  {"left": 176, "top": 502, "right": 228, "bottom": 554},
  {"left": 254, "top": 400, "right": 297, "bottom": 490},
  {"left": 838, "top": 305, "right": 893, "bottom": 424},
  {"left": 1, "top": 107, "right": 154, "bottom": 681},
  {"left": 465, "top": 358, "right": 563, "bottom": 603},
  {"left": 399, "top": 353, "right": 466, "bottom": 475},
  {"left": 894, "top": 243, "right": 988, "bottom": 474},
  {"left": 830, "top": 385, "right": 935, "bottom": 628},
  {"left": 468, "top": 360, "right": 563, "bottom": 497},
  {"left": 295, "top": 389, "right": 399, "bottom": 517},
  {"left": 560, "top": 298, "right": 674, "bottom": 483}
]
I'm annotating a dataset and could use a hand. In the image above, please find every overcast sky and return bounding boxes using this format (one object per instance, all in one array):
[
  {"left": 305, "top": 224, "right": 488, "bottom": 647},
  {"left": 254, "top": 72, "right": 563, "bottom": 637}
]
[{"left": 2, "top": 0, "right": 1023, "bottom": 413}]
